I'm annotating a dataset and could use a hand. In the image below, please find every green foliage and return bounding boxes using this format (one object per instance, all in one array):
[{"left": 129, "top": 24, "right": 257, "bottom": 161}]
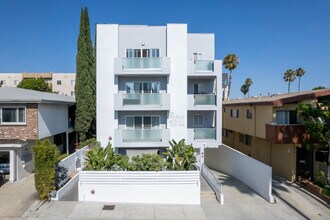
[
  {"left": 240, "top": 78, "right": 253, "bottom": 98},
  {"left": 295, "top": 67, "right": 305, "bottom": 92},
  {"left": 75, "top": 7, "right": 96, "bottom": 141},
  {"left": 313, "top": 86, "right": 326, "bottom": 90},
  {"left": 57, "top": 154, "right": 69, "bottom": 161},
  {"left": 17, "top": 78, "right": 52, "bottom": 92},
  {"left": 83, "top": 142, "right": 129, "bottom": 171},
  {"left": 33, "top": 140, "right": 60, "bottom": 200},
  {"left": 283, "top": 69, "right": 296, "bottom": 93},
  {"left": 78, "top": 137, "right": 97, "bottom": 149},
  {"left": 323, "top": 185, "right": 330, "bottom": 196},
  {"left": 128, "top": 154, "right": 166, "bottom": 171},
  {"left": 163, "top": 139, "right": 196, "bottom": 171},
  {"left": 223, "top": 54, "right": 239, "bottom": 100},
  {"left": 314, "top": 171, "right": 327, "bottom": 188}
]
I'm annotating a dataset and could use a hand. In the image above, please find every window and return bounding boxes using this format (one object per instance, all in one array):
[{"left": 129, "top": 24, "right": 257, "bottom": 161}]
[
  {"left": 246, "top": 109, "right": 253, "bottom": 119},
  {"left": 125, "top": 82, "right": 160, "bottom": 94},
  {"left": 126, "top": 48, "right": 160, "bottom": 58},
  {"left": 71, "top": 91, "right": 75, "bottom": 96},
  {"left": 239, "top": 133, "right": 252, "bottom": 146},
  {"left": 71, "top": 80, "right": 75, "bottom": 85},
  {"left": 193, "top": 52, "right": 202, "bottom": 60},
  {"left": 193, "top": 83, "right": 202, "bottom": 94},
  {"left": 230, "top": 109, "right": 239, "bottom": 118},
  {"left": 0, "top": 80, "right": 5, "bottom": 86},
  {"left": 125, "top": 116, "right": 160, "bottom": 129},
  {"left": 223, "top": 107, "right": 226, "bottom": 113},
  {"left": 222, "top": 129, "right": 230, "bottom": 137},
  {"left": 14, "top": 80, "right": 19, "bottom": 86},
  {"left": 275, "top": 110, "right": 297, "bottom": 124},
  {"left": 57, "top": 80, "right": 61, "bottom": 85},
  {"left": 0, "top": 107, "right": 26, "bottom": 124},
  {"left": 193, "top": 114, "right": 203, "bottom": 126}
]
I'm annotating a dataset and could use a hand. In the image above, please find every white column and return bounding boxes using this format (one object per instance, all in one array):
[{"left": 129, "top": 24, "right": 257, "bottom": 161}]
[
  {"left": 66, "top": 131, "right": 69, "bottom": 154},
  {"left": 9, "top": 150, "right": 16, "bottom": 182},
  {"left": 215, "top": 60, "right": 222, "bottom": 146},
  {"left": 167, "top": 24, "right": 188, "bottom": 142}
]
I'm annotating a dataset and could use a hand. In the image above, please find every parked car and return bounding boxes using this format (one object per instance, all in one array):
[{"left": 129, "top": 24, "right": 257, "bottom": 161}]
[{"left": 0, "top": 158, "right": 9, "bottom": 174}]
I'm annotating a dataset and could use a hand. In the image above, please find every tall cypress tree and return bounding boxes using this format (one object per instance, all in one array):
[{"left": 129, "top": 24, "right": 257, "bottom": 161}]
[{"left": 75, "top": 7, "right": 96, "bottom": 141}]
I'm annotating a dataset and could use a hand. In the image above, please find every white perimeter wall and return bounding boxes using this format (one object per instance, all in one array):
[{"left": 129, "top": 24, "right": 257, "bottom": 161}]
[
  {"left": 167, "top": 24, "right": 188, "bottom": 141},
  {"left": 96, "top": 24, "right": 119, "bottom": 147},
  {"left": 38, "top": 104, "right": 68, "bottom": 139},
  {"left": 205, "top": 145, "right": 275, "bottom": 203},
  {"left": 78, "top": 171, "right": 200, "bottom": 205}
]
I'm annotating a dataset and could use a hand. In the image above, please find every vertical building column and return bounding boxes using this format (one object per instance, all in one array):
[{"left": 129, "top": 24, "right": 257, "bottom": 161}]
[
  {"left": 96, "top": 24, "right": 119, "bottom": 147},
  {"left": 215, "top": 60, "right": 222, "bottom": 146},
  {"left": 166, "top": 24, "right": 188, "bottom": 142},
  {"left": 9, "top": 150, "right": 16, "bottom": 182},
  {"left": 66, "top": 131, "right": 69, "bottom": 154}
]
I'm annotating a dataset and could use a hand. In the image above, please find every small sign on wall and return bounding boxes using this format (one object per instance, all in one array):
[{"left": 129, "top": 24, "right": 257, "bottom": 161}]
[{"left": 169, "top": 112, "right": 185, "bottom": 127}]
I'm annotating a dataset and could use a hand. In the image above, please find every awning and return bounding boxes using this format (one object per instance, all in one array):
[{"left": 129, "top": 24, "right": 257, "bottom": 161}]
[{"left": 126, "top": 149, "right": 159, "bottom": 160}]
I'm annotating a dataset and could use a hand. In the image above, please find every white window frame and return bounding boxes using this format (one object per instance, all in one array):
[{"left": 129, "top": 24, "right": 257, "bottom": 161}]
[
  {"left": 125, "top": 115, "right": 160, "bottom": 130},
  {"left": 193, "top": 52, "right": 203, "bottom": 61},
  {"left": 126, "top": 48, "right": 161, "bottom": 58},
  {"left": 193, "top": 114, "right": 203, "bottom": 127},
  {"left": 0, "top": 106, "right": 27, "bottom": 125}
]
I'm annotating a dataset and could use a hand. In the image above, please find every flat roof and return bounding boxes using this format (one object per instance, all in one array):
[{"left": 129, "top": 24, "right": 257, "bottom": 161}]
[
  {"left": 0, "top": 87, "right": 75, "bottom": 104},
  {"left": 223, "top": 89, "right": 330, "bottom": 106}
]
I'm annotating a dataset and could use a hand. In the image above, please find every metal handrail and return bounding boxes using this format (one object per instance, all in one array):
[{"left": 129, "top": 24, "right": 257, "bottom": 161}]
[{"left": 201, "top": 163, "right": 224, "bottom": 205}]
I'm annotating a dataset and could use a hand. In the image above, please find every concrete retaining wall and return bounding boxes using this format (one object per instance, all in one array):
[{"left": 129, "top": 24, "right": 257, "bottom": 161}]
[
  {"left": 78, "top": 171, "right": 200, "bottom": 204},
  {"left": 205, "top": 144, "right": 275, "bottom": 203}
]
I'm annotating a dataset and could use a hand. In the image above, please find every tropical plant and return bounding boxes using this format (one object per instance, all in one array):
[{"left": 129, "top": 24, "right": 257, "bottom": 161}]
[
  {"left": 17, "top": 78, "right": 52, "bottom": 92},
  {"left": 163, "top": 139, "right": 196, "bottom": 171},
  {"left": 245, "top": 78, "right": 253, "bottom": 97},
  {"left": 283, "top": 69, "right": 296, "bottom": 93},
  {"left": 223, "top": 54, "right": 239, "bottom": 100},
  {"left": 75, "top": 7, "right": 96, "bottom": 141},
  {"left": 128, "top": 154, "right": 165, "bottom": 171},
  {"left": 83, "top": 142, "right": 129, "bottom": 171},
  {"left": 240, "top": 84, "right": 248, "bottom": 97},
  {"left": 295, "top": 67, "right": 305, "bottom": 92}
]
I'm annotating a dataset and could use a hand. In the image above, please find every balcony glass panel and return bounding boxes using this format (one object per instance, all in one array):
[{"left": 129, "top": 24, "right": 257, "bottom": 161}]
[
  {"left": 194, "top": 128, "right": 216, "bottom": 140},
  {"left": 123, "top": 94, "right": 161, "bottom": 105},
  {"left": 194, "top": 94, "right": 216, "bottom": 105},
  {"left": 123, "top": 58, "right": 161, "bottom": 69},
  {"left": 195, "top": 60, "right": 214, "bottom": 71},
  {"left": 123, "top": 129, "right": 162, "bottom": 142}
]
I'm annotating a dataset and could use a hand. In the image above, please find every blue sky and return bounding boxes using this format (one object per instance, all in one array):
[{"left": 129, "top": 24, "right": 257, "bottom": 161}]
[{"left": 0, "top": 0, "right": 329, "bottom": 98}]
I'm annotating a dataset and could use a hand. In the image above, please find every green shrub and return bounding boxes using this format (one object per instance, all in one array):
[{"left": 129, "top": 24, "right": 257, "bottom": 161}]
[
  {"left": 314, "top": 171, "right": 327, "bottom": 188},
  {"left": 323, "top": 185, "right": 330, "bottom": 196},
  {"left": 128, "top": 154, "right": 165, "bottom": 171},
  {"left": 163, "top": 139, "right": 196, "bottom": 171},
  {"left": 78, "top": 138, "right": 97, "bottom": 149},
  {"left": 33, "top": 140, "right": 60, "bottom": 200}
]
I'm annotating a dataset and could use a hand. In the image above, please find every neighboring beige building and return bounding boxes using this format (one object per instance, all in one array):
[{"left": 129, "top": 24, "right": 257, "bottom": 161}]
[
  {"left": 0, "top": 72, "right": 76, "bottom": 96},
  {"left": 222, "top": 89, "right": 330, "bottom": 181}
]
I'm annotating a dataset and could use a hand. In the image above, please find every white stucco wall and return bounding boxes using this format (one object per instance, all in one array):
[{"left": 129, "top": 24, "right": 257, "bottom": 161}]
[
  {"left": 38, "top": 104, "right": 69, "bottom": 139},
  {"left": 167, "top": 24, "right": 188, "bottom": 141},
  {"left": 78, "top": 171, "right": 200, "bottom": 204},
  {"left": 205, "top": 145, "right": 275, "bottom": 203},
  {"left": 96, "top": 24, "right": 119, "bottom": 147}
]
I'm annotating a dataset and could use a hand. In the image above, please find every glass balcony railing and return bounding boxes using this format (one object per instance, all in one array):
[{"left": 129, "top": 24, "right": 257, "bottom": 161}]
[
  {"left": 195, "top": 60, "right": 214, "bottom": 72},
  {"left": 123, "top": 94, "right": 161, "bottom": 105},
  {"left": 123, "top": 58, "right": 162, "bottom": 69},
  {"left": 194, "top": 128, "right": 216, "bottom": 140},
  {"left": 123, "top": 129, "right": 162, "bottom": 142},
  {"left": 194, "top": 94, "right": 216, "bottom": 105}
]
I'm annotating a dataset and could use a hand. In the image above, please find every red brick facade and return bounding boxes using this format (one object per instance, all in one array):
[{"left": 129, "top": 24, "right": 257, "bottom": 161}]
[{"left": 0, "top": 103, "right": 38, "bottom": 140}]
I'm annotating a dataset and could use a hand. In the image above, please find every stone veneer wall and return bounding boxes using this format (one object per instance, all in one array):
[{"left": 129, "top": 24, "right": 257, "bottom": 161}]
[{"left": 0, "top": 103, "right": 38, "bottom": 139}]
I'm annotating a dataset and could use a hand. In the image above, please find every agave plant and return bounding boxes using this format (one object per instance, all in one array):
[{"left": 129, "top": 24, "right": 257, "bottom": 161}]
[{"left": 163, "top": 139, "right": 196, "bottom": 171}]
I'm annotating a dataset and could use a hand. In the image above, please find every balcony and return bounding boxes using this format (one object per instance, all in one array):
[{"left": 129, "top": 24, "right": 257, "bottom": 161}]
[
  {"left": 187, "top": 128, "right": 219, "bottom": 148},
  {"left": 188, "top": 60, "right": 221, "bottom": 78},
  {"left": 187, "top": 94, "right": 217, "bottom": 110},
  {"left": 114, "top": 93, "right": 170, "bottom": 111},
  {"left": 265, "top": 123, "right": 307, "bottom": 144},
  {"left": 114, "top": 129, "right": 170, "bottom": 148},
  {"left": 114, "top": 57, "right": 170, "bottom": 75}
]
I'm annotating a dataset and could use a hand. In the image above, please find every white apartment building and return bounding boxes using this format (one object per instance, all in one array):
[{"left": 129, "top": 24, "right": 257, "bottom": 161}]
[
  {"left": 96, "top": 24, "right": 222, "bottom": 164},
  {"left": 0, "top": 72, "right": 76, "bottom": 96}
]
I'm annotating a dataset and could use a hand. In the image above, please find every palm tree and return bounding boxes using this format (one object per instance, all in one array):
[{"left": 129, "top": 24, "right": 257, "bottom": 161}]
[
  {"left": 245, "top": 78, "right": 253, "bottom": 97},
  {"left": 295, "top": 67, "right": 305, "bottom": 92},
  {"left": 240, "top": 84, "right": 248, "bottom": 97},
  {"left": 223, "top": 54, "right": 239, "bottom": 100},
  {"left": 283, "top": 69, "right": 296, "bottom": 93}
]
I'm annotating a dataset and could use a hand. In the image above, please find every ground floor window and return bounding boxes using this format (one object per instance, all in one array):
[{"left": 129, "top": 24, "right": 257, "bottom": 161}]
[{"left": 239, "top": 133, "right": 252, "bottom": 146}]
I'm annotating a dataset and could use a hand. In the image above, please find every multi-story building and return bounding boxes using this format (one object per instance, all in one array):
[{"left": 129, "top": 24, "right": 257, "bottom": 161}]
[
  {"left": 0, "top": 72, "right": 76, "bottom": 96},
  {"left": 96, "top": 24, "right": 222, "bottom": 164},
  {"left": 0, "top": 87, "right": 76, "bottom": 182},
  {"left": 222, "top": 89, "right": 330, "bottom": 181}
]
